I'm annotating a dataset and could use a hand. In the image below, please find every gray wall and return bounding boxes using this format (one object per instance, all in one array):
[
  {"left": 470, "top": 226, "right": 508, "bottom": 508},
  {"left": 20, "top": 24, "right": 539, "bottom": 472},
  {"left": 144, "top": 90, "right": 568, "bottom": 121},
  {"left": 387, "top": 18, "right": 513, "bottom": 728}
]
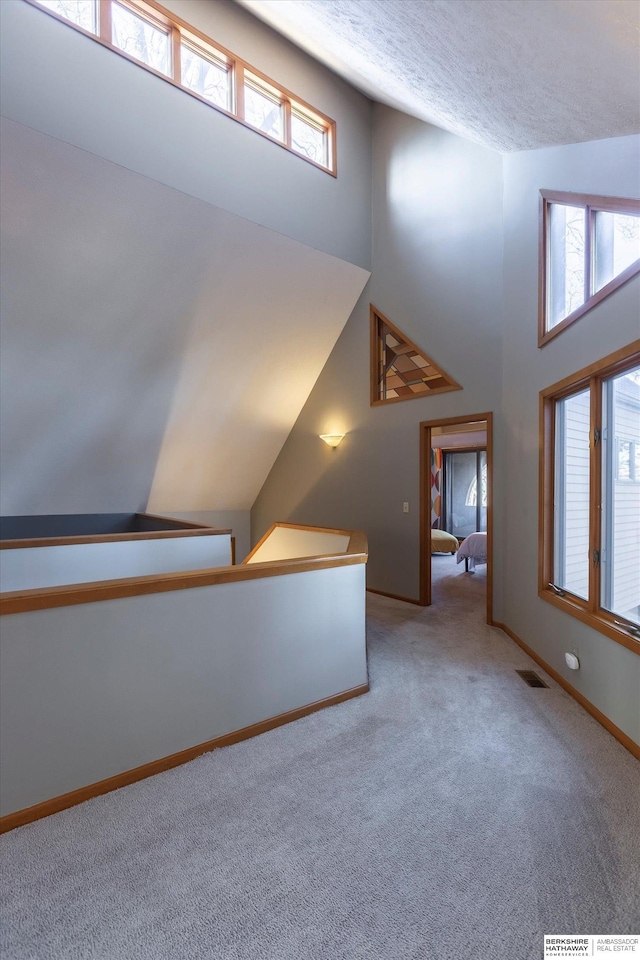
[
  {"left": 1, "top": 563, "right": 367, "bottom": 815},
  {"left": 0, "top": 0, "right": 371, "bottom": 551},
  {"left": 252, "top": 118, "right": 640, "bottom": 745},
  {"left": 0, "top": 119, "right": 366, "bottom": 522},
  {"left": 0, "top": 0, "right": 371, "bottom": 269},
  {"left": 252, "top": 106, "right": 505, "bottom": 601},
  {"left": 501, "top": 135, "right": 640, "bottom": 744}
]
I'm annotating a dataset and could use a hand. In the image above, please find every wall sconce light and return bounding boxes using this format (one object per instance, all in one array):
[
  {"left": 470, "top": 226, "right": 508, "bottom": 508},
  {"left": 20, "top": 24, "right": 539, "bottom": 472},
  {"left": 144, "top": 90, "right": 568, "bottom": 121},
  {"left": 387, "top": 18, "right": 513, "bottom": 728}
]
[{"left": 319, "top": 433, "right": 345, "bottom": 448}]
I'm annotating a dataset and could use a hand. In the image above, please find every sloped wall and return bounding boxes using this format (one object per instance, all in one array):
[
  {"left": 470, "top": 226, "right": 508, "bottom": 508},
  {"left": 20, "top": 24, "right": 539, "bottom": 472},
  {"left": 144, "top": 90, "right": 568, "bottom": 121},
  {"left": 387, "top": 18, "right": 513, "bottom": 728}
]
[
  {"left": 0, "top": 0, "right": 372, "bottom": 524},
  {"left": 0, "top": 119, "right": 368, "bottom": 516}
]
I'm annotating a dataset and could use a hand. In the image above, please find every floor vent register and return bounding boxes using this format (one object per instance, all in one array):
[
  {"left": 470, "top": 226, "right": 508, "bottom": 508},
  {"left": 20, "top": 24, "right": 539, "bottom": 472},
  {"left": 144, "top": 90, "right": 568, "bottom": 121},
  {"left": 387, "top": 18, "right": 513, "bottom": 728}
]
[{"left": 515, "top": 669, "right": 549, "bottom": 688}]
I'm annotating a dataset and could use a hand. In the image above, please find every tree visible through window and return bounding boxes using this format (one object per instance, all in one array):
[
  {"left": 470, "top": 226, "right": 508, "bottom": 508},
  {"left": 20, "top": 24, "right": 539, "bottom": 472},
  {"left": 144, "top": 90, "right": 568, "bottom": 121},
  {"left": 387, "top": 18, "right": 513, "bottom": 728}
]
[
  {"left": 465, "top": 462, "right": 487, "bottom": 508},
  {"left": 243, "top": 77, "right": 284, "bottom": 141},
  {"left": 29, "top": 0, "right": 336, "bottom": 174},
  {"left": 181, "top": 42, "right": 230, "bottom": 111},
  {"left": 38, "top": 0, "right": 95, "bottom": 30},
  {"left": 111, "top": 0, "right": 170, "bottom": 75},
  {"left": 539, "top": 190, "right": 640, "bottom": 346}
]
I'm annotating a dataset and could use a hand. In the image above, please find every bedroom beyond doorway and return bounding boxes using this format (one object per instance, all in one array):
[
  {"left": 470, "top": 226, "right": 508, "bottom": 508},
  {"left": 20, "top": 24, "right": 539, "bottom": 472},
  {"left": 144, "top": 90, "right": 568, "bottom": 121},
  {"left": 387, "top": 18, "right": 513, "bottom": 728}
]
[{"left": 419, "top": 413, "right": 493, "bottom": 623}]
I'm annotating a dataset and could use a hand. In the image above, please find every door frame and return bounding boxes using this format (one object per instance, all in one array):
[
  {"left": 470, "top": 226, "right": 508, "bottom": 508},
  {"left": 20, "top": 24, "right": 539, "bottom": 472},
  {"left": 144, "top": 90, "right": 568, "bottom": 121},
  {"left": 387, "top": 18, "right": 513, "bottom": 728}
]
[{"left": 419, "top": 412, "right": 493, "bottom": 623}]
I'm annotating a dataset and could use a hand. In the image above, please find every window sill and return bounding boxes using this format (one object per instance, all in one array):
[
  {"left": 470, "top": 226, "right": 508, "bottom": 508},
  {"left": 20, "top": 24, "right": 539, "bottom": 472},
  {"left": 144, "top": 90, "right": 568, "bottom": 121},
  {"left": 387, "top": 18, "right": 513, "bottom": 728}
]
[{"left": 539, "top": 587, "right": 640, "bottom": 655}]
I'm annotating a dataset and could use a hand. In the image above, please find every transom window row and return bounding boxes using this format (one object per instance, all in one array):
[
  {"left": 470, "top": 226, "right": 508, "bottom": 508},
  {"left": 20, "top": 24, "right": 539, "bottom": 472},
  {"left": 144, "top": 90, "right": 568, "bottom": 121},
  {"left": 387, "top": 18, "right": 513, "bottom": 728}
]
[{"left": 33, "top": 0, "right": 336, "bottom": 174}]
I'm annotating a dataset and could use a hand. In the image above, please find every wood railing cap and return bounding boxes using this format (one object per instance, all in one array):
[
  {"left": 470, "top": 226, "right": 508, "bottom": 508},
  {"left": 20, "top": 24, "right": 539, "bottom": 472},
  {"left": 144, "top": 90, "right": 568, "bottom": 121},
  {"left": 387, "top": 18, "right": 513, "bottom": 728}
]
[
  {"left": 0, "top": 524, "right": 368, "bottom": 615},
  {"left": 0, "top": 514, "right": 231, "bottom": 549},
  {"left": 243, "top": 521, "right": 364, "bottom": 563}
]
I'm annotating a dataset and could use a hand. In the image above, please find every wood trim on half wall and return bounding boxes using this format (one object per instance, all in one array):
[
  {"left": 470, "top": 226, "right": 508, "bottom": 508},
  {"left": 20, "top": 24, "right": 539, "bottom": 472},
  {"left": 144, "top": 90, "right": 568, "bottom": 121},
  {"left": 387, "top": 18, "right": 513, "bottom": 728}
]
[
  {"left": 366, "top": 588, "right": 423, "bottom": 606},
  {"left": 419, "top": 412, "right": 493, "bottom": 624},
  {"left": 0, "top": 528, "right": 231, "bottom": 550}
]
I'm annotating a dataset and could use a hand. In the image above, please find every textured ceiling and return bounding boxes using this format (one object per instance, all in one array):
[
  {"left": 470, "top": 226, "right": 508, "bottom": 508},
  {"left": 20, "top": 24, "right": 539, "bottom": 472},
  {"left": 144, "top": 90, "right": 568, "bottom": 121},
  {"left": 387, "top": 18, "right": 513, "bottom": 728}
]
[{"left": 239, "top": 0, "right": 640, "bottom": 152}]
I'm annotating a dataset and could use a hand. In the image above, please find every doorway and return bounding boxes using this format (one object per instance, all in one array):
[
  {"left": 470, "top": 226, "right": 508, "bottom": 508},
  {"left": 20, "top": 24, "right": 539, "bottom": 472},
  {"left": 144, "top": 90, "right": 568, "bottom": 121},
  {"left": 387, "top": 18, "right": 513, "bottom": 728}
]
[{"left": 419, "top": 412, "right": 493, "bottom": 623}]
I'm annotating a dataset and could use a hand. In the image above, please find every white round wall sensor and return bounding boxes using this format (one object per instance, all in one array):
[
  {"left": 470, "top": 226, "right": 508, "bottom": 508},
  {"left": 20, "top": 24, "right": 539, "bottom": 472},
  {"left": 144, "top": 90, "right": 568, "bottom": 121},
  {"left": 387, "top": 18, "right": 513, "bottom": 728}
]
[{"left": 565, "top": 652, "right": 580, "bottom": 670}]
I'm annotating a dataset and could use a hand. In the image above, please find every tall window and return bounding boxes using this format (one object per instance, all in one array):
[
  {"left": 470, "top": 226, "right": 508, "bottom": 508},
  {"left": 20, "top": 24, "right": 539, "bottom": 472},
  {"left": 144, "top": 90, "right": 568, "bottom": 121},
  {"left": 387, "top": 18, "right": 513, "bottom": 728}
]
[
  {"left": 28, "top": 0, "right": 336, "bottom": 174},
  {"left": 540, "top": 341, "right": 640, "bottom": 652},
  {"left": 443, "top": 450, "right": 487, "bottom": 539},
  {"left": 539, "top": 191, "right": 640, "bottom": 347}
]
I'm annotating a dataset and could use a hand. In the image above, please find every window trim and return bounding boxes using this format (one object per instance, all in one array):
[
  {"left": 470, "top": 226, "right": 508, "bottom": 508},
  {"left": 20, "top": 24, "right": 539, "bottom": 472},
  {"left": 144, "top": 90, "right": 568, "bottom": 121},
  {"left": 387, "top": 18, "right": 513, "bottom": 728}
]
[
  {"left": 538, "top": 190, "right": 640, "bottom": 347},
  {"left": 25, "top": 0, "right": 337, "bottom": 176},
  {"left": 539, "top": 339, "right": 640, "bottom": 654}
]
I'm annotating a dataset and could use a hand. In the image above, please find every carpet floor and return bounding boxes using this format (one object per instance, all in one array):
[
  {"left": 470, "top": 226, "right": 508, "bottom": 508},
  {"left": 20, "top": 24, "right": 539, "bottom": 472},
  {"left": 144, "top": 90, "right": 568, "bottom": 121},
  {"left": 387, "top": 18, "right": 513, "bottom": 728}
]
[{"left": 1, "top": 564, "right": 638, "bottom": 960}]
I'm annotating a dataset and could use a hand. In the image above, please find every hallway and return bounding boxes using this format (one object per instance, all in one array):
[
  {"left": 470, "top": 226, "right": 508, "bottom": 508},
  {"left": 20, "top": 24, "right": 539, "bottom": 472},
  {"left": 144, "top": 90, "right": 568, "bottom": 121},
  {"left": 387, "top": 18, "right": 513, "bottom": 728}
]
[{"left": 1, "top": 589, "right": 638, "bottom": 959}]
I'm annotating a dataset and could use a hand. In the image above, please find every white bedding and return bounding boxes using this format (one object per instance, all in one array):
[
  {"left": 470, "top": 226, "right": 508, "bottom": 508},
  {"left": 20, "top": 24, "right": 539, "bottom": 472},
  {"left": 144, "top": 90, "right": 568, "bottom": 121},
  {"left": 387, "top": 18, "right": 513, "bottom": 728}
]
[{"left": 456, "top": 532, "right": 487, "bottom": 571}]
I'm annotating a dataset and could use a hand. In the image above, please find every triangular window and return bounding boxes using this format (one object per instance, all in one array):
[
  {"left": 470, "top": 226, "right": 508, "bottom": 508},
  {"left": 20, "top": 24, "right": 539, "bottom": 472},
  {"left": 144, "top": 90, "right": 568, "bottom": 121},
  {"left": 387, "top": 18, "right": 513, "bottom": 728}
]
[{"left": 370, "top": 305, "right": 461, "bottom": 405}]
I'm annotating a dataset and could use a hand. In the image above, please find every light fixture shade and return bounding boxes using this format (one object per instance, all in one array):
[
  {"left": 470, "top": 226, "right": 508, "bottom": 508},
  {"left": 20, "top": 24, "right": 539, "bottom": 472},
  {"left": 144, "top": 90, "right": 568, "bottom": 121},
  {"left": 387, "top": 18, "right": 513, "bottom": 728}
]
[{"left": 319, "top": 433, "right": 345, "bottom": 447}]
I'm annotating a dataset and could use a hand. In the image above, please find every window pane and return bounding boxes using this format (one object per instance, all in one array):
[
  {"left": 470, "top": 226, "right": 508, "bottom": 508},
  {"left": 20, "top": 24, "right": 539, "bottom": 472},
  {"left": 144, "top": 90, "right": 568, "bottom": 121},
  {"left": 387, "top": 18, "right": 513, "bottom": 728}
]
[
  {"left": 112, "top": 2, "right": 170, "bottom": 76},
  {"left": 548, "top": 204, "right": 586, "bottom": 329},
  {"left": 36, "top": 0, "right": 96, "bottom": 32},
  {"left": 601, "top": 366, "right": 640, "bottom": 625},
  {"left": 291, "top": 114, "right": 326, "bottom": 166},
  {"left": 554, "top": 389, "right": 590, "bottom": 599},
  {"left": 445, "top": 451, "right": 478, "bottom": 539},
  {"left": 244, "top": 82, "right": 283, "bottom": 141},
  {"left": 594, "top": 212, "right": 640, "bottom": 292},
  {"left": 181, "top": 44, "right": 229, "bottom": 111},
  {"left": 479, "top": 451, "right": 488, "bottom": 531},
  {"left": 617, "top": 440, "right": 632, "bottom": 481}
]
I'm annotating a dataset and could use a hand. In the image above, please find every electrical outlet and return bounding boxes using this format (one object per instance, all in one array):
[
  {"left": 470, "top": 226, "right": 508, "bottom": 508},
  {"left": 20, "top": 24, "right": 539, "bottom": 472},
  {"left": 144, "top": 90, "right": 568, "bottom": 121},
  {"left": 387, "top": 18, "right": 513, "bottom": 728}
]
[{"left": 403, "top": 501, "right": 409, "bottom": 514}]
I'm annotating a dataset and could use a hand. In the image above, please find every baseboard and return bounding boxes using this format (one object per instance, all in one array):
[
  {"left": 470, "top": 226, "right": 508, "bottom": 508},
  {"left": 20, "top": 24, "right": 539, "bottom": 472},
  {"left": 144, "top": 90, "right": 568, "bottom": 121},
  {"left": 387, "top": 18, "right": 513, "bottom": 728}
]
[
  {"left": 0, "top": 682, "right": 369, "bottom": 834},
  {"left": 493, "top": 620, "right": 639, "bottom": 761},
  {"left": 367, "top": 588, "right": 423, "bottom": 606}
]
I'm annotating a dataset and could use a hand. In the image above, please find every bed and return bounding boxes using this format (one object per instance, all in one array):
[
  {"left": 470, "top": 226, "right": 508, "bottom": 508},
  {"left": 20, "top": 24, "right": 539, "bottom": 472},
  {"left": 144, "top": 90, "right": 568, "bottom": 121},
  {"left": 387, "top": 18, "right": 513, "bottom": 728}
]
[
  {"left": 431, "top": 529, "right": 459, "bottom": 554},
  {"left": 456, "top": 531, "right": 487, "bottom": 572}
]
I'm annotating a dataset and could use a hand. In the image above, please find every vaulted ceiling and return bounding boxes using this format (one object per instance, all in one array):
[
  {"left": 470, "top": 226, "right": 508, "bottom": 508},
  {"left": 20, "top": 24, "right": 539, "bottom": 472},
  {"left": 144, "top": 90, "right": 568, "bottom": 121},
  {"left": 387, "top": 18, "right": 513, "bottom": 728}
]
[{"left": 239, "top": 0, "right": 640, "bottom": 152}]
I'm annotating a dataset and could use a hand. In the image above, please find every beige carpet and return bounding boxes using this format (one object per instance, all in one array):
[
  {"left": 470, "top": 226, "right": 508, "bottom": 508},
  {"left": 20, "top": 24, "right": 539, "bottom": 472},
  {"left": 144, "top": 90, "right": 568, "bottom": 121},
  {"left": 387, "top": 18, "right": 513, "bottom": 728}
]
[{"left": 1, "top": 568, "right": 638, "bottom": 960}]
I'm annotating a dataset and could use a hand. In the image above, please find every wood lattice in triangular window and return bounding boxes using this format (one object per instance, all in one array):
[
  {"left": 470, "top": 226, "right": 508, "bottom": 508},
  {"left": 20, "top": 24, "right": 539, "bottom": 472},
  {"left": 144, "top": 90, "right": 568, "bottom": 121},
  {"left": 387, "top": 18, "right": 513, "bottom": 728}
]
[{"left": 370, "top": 305, "right": 461, "bottom": 405}]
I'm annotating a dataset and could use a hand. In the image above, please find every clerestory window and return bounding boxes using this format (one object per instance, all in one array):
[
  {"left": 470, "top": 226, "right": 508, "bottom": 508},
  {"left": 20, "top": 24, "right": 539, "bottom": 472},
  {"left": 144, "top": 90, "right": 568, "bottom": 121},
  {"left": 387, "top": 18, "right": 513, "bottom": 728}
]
[{"left": 29, "top": 0, "right": 337, "bottom": 175}]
